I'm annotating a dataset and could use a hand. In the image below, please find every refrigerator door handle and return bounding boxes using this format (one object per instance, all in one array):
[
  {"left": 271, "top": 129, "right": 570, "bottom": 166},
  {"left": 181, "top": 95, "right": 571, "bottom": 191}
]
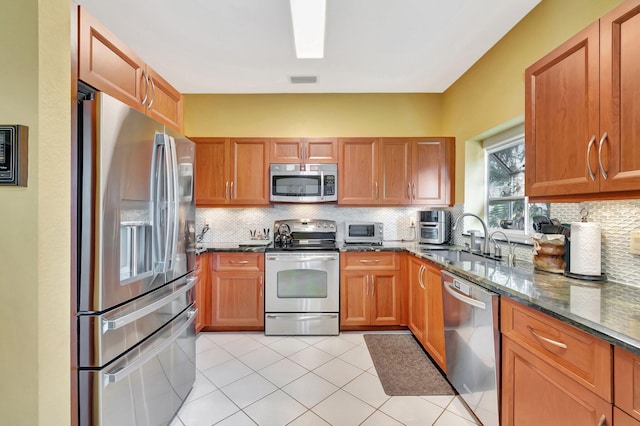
[
  {"left": 104, "top": 308, "right": 197, "bottom": 385},
  {"left": 102, "top": 276, "right": 197, "bottom": 332},
  {"left": 153, "top": 134, "right": 171, "bottom": 274},
  {"left": 166, "top": 135, "right": 180, "bottom": 273}
]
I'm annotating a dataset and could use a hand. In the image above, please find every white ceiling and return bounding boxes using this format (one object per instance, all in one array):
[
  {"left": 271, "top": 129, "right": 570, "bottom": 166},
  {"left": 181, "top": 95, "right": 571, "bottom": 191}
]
[{"left": 76, "top": 0, "right": 541, "bottom": 94}]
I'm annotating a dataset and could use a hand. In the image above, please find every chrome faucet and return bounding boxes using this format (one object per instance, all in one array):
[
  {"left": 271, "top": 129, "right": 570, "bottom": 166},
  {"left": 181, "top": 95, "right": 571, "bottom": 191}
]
[
  {"left": 453, "top": 213, "right": 490, "bottom": 255},
  {"left": 489, "top": 230, "right": 516, "bottom": 266}
]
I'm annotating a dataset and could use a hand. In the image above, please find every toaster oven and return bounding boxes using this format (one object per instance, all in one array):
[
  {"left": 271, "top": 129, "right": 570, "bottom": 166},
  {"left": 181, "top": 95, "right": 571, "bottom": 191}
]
[{"left": 344, "top": 222, "right": 383, "bottom": 245}]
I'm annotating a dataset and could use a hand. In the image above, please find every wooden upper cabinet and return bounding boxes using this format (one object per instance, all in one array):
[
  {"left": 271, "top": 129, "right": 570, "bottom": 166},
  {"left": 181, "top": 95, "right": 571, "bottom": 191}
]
[
  {"left": 379, "top": 138, "right": 412, "bottom": 205},
  {"left": 599, "top": 0, "right": 640, "bottom": 192},
  {"left": 192, "top": 137, "right": 270, "bottom": 206},
  {"left": 343, "top": 137, "right": 454, "bottom": 207},
  {"left": 338, "top": 138, "right": 379, "bottom": 204},
  {"left": 230, "top": 138, "right": 270, "bottom": 205},
  {"left": 526, "top": 0, "right": 640, "bottom": 200},
  {"left": 144, "top": 67, "right": 184, "bottom": 132},
  {"left": 412, "top": 138, "right": 454, "bottom": 206},
  {"left": 77, "top": 6, "right": 184, "bottom": 132},
  {"left": 270, "top": 138, "right": 338, "bottom": 163},
  {"left": 78, "top": 6, "right": 144, "bottom": 112},
  {"left": 525, "top": 21, "right": 600, "bottom": 198},
  {"left": 193, "top": 138, "right": 228, "bottom": 206}
]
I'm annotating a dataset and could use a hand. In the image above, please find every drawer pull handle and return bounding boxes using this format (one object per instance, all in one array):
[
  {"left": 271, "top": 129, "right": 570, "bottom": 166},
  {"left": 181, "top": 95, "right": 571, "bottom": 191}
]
[
  {"left": 528, "top": 326, "right": 568, "bottom": 349},
  {"left": 597, "top": 414, "right": 606, "bottom": 426},
  {"left": 228, "top": 260, "right": 249, "bottom": 264},
  {"left": 359, "top": 259, "right": 381, "bottom": 263}
]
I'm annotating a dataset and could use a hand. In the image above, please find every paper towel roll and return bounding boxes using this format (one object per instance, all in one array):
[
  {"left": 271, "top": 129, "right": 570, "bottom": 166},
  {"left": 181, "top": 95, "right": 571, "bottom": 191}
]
[{"left": 570, "top": 222, "right": 601, "bottom": 276}]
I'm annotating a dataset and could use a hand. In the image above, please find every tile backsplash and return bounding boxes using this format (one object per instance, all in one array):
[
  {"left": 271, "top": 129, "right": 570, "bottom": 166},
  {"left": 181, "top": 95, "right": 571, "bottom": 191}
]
[{"left": 196, "top": 199, "right": 640, "bottom": 287}]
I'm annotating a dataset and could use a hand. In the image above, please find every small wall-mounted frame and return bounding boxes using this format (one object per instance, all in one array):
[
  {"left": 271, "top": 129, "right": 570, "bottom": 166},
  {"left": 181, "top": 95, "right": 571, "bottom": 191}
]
[{"left": 0, "top": 125, "right": 28, "bottom": 187}]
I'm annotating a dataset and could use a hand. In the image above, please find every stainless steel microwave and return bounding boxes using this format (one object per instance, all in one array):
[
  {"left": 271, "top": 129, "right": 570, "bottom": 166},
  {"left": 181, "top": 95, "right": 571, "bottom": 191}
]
[{"left": 270, "top": 163, "right": 337, "bottom": 203}]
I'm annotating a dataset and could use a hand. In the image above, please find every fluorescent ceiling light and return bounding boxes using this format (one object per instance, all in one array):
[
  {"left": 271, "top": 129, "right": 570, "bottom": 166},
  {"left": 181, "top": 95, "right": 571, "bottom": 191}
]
[{"left": 289, "top": 0, "right": 326, "bottom": 58}]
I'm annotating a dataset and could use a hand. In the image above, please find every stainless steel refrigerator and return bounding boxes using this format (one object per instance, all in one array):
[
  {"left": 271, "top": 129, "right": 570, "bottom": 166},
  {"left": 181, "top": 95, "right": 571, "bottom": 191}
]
[{"left": 77, "top": 92, "right": 196, "bottom": 425}]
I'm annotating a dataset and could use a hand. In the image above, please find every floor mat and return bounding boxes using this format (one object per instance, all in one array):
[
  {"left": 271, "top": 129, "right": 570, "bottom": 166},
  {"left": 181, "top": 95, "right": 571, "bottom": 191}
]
[{"left": 364, "top": 333, "right": 454, "bottom": 396}]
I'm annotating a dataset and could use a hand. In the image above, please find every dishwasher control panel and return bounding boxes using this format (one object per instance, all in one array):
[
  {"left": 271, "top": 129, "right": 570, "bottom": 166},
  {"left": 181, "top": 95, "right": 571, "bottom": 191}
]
[{"left": 452, "top": 278, "right": 471, "bottom": 296}]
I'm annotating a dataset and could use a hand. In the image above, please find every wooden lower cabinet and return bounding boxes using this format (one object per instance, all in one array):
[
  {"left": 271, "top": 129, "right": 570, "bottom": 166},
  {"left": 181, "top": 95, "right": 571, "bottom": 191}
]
[
  {"left": 407, "top": 255, "right": 446, "bottom": 371},
  {"left": 194, "top": 253, "right": 211, "bottom": 333},
  {"left": 209, "top": 253, "right": 264, "bottom": 330},
  {"left": 615, "top": 346, "right": 640, "bottom": 422},
  {"left": 502, "top": 336, "right": 612, "bottom": 426},
  {"left": 616, "top": 407, "right": 640, "bottom": 426},
  {"left": 340, "top": 252, "right": 401, "bottom": 327}
]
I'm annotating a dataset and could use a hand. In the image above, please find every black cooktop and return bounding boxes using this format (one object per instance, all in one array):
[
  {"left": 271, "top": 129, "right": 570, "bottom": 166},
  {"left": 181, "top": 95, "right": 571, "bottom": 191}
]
[{"left": 266, "top": 241, "right": 339, "bottom": 252}]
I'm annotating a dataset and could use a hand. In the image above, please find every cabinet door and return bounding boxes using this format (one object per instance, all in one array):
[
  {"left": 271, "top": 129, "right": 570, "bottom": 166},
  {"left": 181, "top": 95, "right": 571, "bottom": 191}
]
[
  {"left": 340, "top": 271, "right": 370, "bottom": 326},
  {"left": 370, "top": 271, "right": 402, "bottom": 326},
  {"left": 616, "top": 407, "right": 640, "bottom": 426},
  {"left": 145, "top": 66, "right": 183, "bottom": 132},
  {"left": 424, "top": 263, "right": 446, "bottom": 371},
  {"left": 525, "top": 22, "right": 600, "bottom": 198},
  {"left": 194, "top": 253, "right": 211, "bottom": 332},
  {"left": 379, "top": 138, "right": 411, "bottom": 205},
  {"left": 193, "top": 138, "right": 229, "bottom": 206},
  {"left": 210, "top": 272, "right": 264, "bottom": 327},
  {"left": 599, "top": 1, "right": 640, "bottom": 192},
  {"left": 230, "top": 138, "right": 270, "bottom": 205},
  {"left": 407, "top": 256, "right": 427, "bottom": 345},
  {"left": 412, "top": 138, "right": 454, "bottom": 206},
  {"left": 338, "top": 138, "right": 379, "bottom": 204},
  {"left": 615, "top": 345, "right": 640, "bottom": 422},
  {"left": 270, "top": 138, "right": 303, "bottom": 163},
  {"left": 305, "top": 138, "right": 338, "bottom": 163},
  {"left": 502, "top": 336, "right": 612, "bottom": 426},
  {"left": 78, "top": 6, "right": 145, "bottom": 113}
]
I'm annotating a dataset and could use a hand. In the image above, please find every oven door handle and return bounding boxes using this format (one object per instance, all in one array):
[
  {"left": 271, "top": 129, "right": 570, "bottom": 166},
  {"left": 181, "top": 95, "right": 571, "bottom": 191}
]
[
  {"left": 266, "top": 314, "right": 338, "bottom": 320},
  {"left": 266, "top": 256, "right": 337, "bottom": 262}
]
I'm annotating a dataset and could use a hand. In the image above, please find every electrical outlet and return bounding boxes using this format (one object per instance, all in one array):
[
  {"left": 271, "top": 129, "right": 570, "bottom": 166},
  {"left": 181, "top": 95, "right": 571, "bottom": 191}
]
[
  {"left": 409, "top": 217, "right": 415, "bottom": 228},
  {"left": 631, "top": 231, "right": 640, "bottom": 255}
]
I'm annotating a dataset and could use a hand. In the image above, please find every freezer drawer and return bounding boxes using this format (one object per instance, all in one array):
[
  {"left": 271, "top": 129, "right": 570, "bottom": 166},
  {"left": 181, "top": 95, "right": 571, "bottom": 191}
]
[
  {"left": 78, "top": 305, "right": 196, "bottom": 426},
  {"left": 78, "top": 273, "right": 196, "bottom": 367}
]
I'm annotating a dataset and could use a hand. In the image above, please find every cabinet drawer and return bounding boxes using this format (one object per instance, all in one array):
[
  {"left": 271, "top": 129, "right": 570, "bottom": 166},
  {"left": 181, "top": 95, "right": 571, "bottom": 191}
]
[
  {"left": 615, "top": 346, "right": 640, "bottom": 422},
  {"left": 501, "top": 297, "right": 612, "bottom": 401},
  {"left": 212, "top": 253, "right": 264, "bottom": 272},
  {"left": 341, "top": 252, "right": 399, "bottom": 270}
]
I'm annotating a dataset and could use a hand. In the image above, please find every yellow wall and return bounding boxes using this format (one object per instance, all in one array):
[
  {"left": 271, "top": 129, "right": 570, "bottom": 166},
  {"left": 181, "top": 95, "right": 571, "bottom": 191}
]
[
  {"left": 184, "top": 93, "right": 444, "bottom": 137},
  {"left": 442, "top": 0, "right": 625, "bottom": 202},
  {"left": 0, "top": 0, "right": 70, "bottom": 424}
]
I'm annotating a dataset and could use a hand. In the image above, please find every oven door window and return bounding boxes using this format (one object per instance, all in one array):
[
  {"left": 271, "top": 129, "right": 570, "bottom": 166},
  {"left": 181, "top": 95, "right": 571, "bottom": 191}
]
[
  {"left": 277, "top": 269, "right": 327, "bottom": 298},
  {"left": 349, "top": 224, "right": 374, "bottom": 237},
  {"left": 272, "top": 175, "right": 321, "bottom": 197},
  {"left": 420, "top": 224, "right": 439, "bottom": 240}
]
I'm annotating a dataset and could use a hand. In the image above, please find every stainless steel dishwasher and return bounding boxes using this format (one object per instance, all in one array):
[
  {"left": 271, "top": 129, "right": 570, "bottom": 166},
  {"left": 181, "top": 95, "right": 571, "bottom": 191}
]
[{"left": 441, "top": 270, "right": 500, "bottom": 426}]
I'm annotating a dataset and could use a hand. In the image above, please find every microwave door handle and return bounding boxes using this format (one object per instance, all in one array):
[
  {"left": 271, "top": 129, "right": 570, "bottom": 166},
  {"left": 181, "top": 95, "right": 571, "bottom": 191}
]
[{"left": 320, "top": 171, "right": 324, "bottom": 199}]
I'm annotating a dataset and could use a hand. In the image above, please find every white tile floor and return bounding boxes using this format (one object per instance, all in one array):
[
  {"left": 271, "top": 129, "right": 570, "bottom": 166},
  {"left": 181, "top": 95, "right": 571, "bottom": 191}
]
[{"left": 172, "top": 332, "right": 480, "bottom": 426}]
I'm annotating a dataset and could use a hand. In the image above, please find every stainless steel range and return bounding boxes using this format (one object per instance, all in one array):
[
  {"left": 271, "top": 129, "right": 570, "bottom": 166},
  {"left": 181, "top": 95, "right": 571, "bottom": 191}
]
[{"left": 264, "top": 219, "right": 340, "bottom": 335}]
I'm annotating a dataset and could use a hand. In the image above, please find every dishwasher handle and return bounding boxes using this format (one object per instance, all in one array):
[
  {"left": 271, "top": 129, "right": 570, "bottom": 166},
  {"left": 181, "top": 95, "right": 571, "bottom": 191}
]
[{"left": 443, "top": 280, "right": 486, "bottom": 310}]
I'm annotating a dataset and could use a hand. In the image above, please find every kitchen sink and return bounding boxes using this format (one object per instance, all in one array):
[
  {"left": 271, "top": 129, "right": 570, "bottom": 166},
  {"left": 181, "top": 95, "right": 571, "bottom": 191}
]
[{"left": 421, "top": 249, "right": 499, "bottom": 264}]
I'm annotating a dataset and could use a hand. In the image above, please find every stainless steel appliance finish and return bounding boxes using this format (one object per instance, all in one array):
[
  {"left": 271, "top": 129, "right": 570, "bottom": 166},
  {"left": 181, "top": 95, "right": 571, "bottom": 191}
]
[
  {"left": 77, "top": 92, "right": 196, "bottom": 425},
  {"left": 265, "top": 219, "right": 340, "bottom": 335},
  {"left": 344, "top": 221, "right": 383, "bottom": 245},
  {"left": 270, "top": 163, "right": 338, "bottom": 203},
  {"left": 419, "top": 210, "right": 451, "bottom": 244},
  {"left": 441, "top": 270, "right": 500, "bottom": 426}
]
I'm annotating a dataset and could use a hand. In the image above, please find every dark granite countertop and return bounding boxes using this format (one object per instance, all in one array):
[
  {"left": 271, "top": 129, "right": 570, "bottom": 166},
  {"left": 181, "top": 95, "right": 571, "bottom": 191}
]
[{"left": 198, "top": 240, "right": 640, "bottom": 354}]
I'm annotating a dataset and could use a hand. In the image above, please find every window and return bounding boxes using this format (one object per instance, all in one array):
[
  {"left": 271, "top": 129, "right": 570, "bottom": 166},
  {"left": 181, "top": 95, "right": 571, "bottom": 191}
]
[{"left": 485, "top": 133, "right": 549, "bottom": 235}]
